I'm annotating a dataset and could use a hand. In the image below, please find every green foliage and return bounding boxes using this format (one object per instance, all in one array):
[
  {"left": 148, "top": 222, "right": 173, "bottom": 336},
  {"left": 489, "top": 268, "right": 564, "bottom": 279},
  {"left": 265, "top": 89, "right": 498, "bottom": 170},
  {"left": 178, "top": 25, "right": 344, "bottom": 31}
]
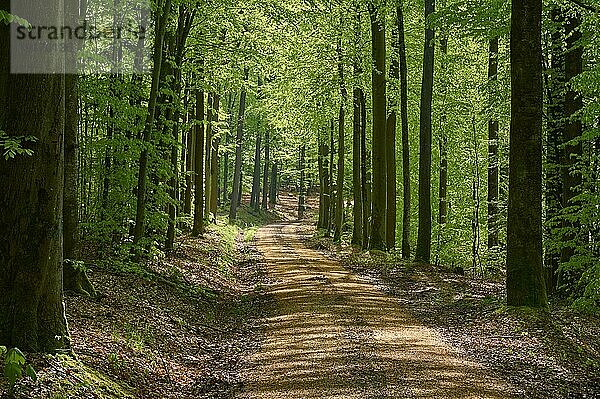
[
  {"left": 0, "top": 131, "right": 38, "bottom": 160},
  {"left": 0, "top": 10, "right": 31, "bottom": 28},
  {"left": 0, "top": 346, "right": 37, "bottom": 394}
]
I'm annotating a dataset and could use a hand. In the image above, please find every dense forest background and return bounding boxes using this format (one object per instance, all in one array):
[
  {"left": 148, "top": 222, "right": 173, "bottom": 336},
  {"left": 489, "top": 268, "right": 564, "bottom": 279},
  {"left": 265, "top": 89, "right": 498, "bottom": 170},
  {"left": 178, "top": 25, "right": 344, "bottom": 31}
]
[{"left": 0, "top": 0, "right": 600, "bottom": 396}]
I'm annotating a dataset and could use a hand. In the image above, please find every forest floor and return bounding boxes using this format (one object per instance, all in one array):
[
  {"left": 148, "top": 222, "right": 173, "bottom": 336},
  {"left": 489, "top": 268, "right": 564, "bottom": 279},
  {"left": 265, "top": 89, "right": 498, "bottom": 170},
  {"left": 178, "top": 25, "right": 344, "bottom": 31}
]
[{"left": 2, "top": 203, "right": 280, "bottom": 399}]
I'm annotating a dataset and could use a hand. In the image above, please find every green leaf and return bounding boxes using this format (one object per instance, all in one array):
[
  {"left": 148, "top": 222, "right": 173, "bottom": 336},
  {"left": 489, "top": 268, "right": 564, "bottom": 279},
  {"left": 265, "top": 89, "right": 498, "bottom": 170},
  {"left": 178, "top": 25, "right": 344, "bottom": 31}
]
[
  {"left": 6, "top": 347, "right": 26, "bottom": 366},
  {"left": 4, "top": 361, "right": 22, "bottom": 387},
  {"left": 25, "top": 364, "right": 37, "bottom": 382}
]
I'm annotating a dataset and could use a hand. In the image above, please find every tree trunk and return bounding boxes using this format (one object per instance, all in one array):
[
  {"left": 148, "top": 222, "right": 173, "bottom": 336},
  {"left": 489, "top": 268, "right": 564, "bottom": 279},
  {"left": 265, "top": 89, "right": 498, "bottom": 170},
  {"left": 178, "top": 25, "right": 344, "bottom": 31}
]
[
  {"left": 368, "top": 3, "right": 387, "bottom": 251},
  {"left": 132, "top": 0, "right": 171, "bottom": 247},
  {"left": 386, "top": 11, "right": 400, "bottom": 251},
  {"left": 360, "top": 89, "right": 370, "bottom": 248},
  {"left": 398, "top": 2, "right": 411, "bottom": 259},
  {"left": 487, "top": 37, "right": 499, "bottom": 250},
  {"left": 298, "top": 145, "right": 306, "bottom": 219},
  {"left": 209, "top": 94, "right": 220, "bottom": 222},
  {"left": 251, "top": 133, "right": 262, "bottom": 210},
  {"left": 559, "top": 11, "right": 583, "bottom": 270},
  {"left": 262, "top": 129, "right": 270, "bottom": 210},
  {"left": 269, "top": 162, "right": 278, "bottom": 205},
  {"left": 328, "top": 119, "right": 335, "bottom": 237},
  {"left": 229, "top": 67, "right": 249, "bottom": 221},
  {"left": 334, "top": 39, "right": 347, "bottom": 242},
  {"left": 506, "top": 0, "right": 547, "bottom": 307},
  {"left": 192, "top": 88, "right": 205, "bottom": 236},
  {"left": 543, "top": 8, "right": 565, "bottom": 293},
  {"left": 0, "top": 0, "right": 70, "bottom": 350},
  {"left": 318, "top": 141, "right": 325, "bottom": 228},
  {"left": 204, "top": 93, "right": 213, "bottom": 215},
  {"left": 415, "top": 0, "right": 435, "bottom": 263}
]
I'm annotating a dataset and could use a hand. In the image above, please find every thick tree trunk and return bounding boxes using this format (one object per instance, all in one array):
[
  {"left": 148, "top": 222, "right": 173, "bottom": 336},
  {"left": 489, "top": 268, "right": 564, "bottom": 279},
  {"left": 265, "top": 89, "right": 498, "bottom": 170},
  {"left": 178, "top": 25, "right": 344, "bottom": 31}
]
[
  {"left": 192, "top": 88, "right": 205, "bottom": 236},
  {"left": 368, "top": 3, "right": 387, "bottom": 251},
  {"left": 415, "top": 0, "right": 435, "bottom": 263},
  {"left": 0, "top": 0, "right": 70, "bottom": 350},
  {"left": 229, "top": 67, "right": 249, "bottom": 221},
  {"left": 132, "top": 0, "right": 171, "bottom": 247},
  {"left": 487, "top": 37, "right": 499, "bottom": 250},
  {"left": 398, "top": 2, "right": 411, "bottom": 259},
  {"left": 506, "top": 0, "right": 547, "bottom": 307}
]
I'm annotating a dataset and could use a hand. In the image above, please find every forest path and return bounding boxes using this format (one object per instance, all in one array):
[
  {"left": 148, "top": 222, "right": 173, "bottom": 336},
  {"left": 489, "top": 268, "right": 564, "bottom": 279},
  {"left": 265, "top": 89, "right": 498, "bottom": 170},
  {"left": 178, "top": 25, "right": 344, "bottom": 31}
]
[{"left": 239, "top": 221, "right": 516, "bottom": 399}]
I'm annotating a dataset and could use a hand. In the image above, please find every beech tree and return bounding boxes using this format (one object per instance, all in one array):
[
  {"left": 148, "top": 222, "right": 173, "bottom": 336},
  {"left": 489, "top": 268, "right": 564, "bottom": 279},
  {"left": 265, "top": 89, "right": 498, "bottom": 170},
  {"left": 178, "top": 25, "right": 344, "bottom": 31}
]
[{"left": 506, "top": 0, "right": 547, "bottom": 307}]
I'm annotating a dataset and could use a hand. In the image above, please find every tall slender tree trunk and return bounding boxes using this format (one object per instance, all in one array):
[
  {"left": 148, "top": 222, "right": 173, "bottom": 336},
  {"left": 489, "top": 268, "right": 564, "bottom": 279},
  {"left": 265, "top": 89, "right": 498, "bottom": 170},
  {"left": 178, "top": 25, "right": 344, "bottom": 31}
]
[
  {"left": 192, "top": 88, "right": 205, "bottom": 236},
  {"left": 559, "top": 12, "right": 583, "bottom": 270},
  {"left": 132, "top": 0, "right": 172, "bottom": 247},
  {"left": 360, "top": 89, "right": 370, "bottom": 248},
  {"left": 487, "top": 37, "right": 499, "bottom": 250},
  {"left": 334, "top": 39, "right": 347, "bottom": 242},
  {"left": 262, "top": 129, "right": 270, "bottom": 210},
  {"left": 210, "top": 94, "right": 220, "bottom": 222},
  {"left": 386, "top": 13, "right": 400, "bottom": 250},
  {"left": 415, "top": 0, "right": 435, "bottom": 262},
  {"left": 298, "top": 145, "right": 306, "bottom": 219},
  {"left": 269, "top": 162, "right": 278, "bottom": 204},
  {"left": 318, "top": 141, "right": 325, "bottom": 228},
  {"left": 229, "top": 67, "right": 249, "bottom": 221},
  {"left": 251, "top": 133, "right": 262, "bottom": 210},
  {"left": 204, "top": 93, "right": 213, "bottom": 215},
  {"left": 544, "top": 8, "right": 565, "bottom": 293},
  {"left": 368, "top": 3, "right": 387, "bottom": 250},
  {"left": 506, "top": 0, "right": 547, "bottom": 307},
  {"left": 328, "top": 119, "right": 335, "bottom": 237},
  {"left": 398, "top": 2, "right": 411, "bottom": 259}
]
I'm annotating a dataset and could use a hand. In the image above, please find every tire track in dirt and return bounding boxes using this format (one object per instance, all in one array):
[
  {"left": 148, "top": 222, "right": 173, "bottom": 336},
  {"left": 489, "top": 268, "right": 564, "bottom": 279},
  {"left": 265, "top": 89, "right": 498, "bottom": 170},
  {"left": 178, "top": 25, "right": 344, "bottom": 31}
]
[{"left": 239, "top": 222, "right": 518, "bottom": 399}]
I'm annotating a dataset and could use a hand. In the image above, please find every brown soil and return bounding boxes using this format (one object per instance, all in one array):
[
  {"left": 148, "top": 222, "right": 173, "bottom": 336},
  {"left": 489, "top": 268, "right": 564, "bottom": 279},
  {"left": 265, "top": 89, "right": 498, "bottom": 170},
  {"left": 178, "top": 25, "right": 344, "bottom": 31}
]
[{"left": 239, "top": 221, "right": 518, "bottom": 398}]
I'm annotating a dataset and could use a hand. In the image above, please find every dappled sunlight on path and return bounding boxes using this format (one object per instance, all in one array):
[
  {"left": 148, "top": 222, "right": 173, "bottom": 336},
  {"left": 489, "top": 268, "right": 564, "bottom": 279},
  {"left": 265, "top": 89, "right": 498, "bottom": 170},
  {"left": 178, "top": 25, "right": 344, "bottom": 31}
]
[{"left": 240, "top": 222, "right": 516, "bottom": 399}]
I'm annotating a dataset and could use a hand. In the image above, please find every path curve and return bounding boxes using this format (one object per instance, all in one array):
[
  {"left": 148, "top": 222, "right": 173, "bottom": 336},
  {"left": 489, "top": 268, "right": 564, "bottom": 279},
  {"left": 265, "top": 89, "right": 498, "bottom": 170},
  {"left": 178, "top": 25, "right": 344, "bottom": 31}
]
[{"left": 239, "top": 222, "right": 516, "bottom": 399}]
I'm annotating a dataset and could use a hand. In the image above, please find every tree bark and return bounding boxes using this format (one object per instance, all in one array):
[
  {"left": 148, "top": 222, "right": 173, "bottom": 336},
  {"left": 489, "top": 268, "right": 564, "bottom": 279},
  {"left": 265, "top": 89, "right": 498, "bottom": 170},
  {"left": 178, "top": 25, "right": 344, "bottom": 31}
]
[
  {"left": 368, "top": 3, "right": 387, "bottom": 251},
  {"left": 386, "top": 11, "right": 400, "bottom": 251},
  {"left": 132, "top": 0, "right": 171, "bottom": 247},
  {"left": 543, "top": 8, "right": 565, "bottom": 293},
  {"left": 398, "top": 2, "right": 411, "bottom": 259},
  {"left": 334, "top": 39, "right": 347, "bottom": 242},
  {"left": 0, "top": 0, "right": 70, "bottom": 350},
  {"left": 229, "top": 67, "right": 249, "bottom": 221},
  {"left": 251, "top": 133, "right": 262, "bottom": 210},
  {"left": 559, "top": 11, "right": 583, "bottom": 269},
  {"left": 360, "top": 89, "right": 370, "bottom": 248},
  {"left": 415, "top": 0, "right": 435, "bottom": 262},
  {"left": 262, "top": 129, "right": 270, "bottom": 210},
  {"left": 298, "top": 145, "right": 306, "bottom": 219},
  {"left": 487, "top": 37, "right": 499, "bottom": 250},
  {"left": 209, "top": 94, "right": 220, "bottom": 222},
  {"left": 269, "top": 162, "right": 278, "bottom": 205},
  {"left": 192, "top": 88, "right": 205, "bottom": 237},
  {"left": 506, "top": 0, "right": 547, "bottom": 307}
]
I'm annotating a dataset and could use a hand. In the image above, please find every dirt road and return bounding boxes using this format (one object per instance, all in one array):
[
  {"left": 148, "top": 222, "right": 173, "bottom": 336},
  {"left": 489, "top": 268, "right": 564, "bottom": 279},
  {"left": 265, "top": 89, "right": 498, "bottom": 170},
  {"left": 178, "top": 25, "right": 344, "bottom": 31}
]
[{"left": 239, "top": 222, "right": 517, "bottom": 399}]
